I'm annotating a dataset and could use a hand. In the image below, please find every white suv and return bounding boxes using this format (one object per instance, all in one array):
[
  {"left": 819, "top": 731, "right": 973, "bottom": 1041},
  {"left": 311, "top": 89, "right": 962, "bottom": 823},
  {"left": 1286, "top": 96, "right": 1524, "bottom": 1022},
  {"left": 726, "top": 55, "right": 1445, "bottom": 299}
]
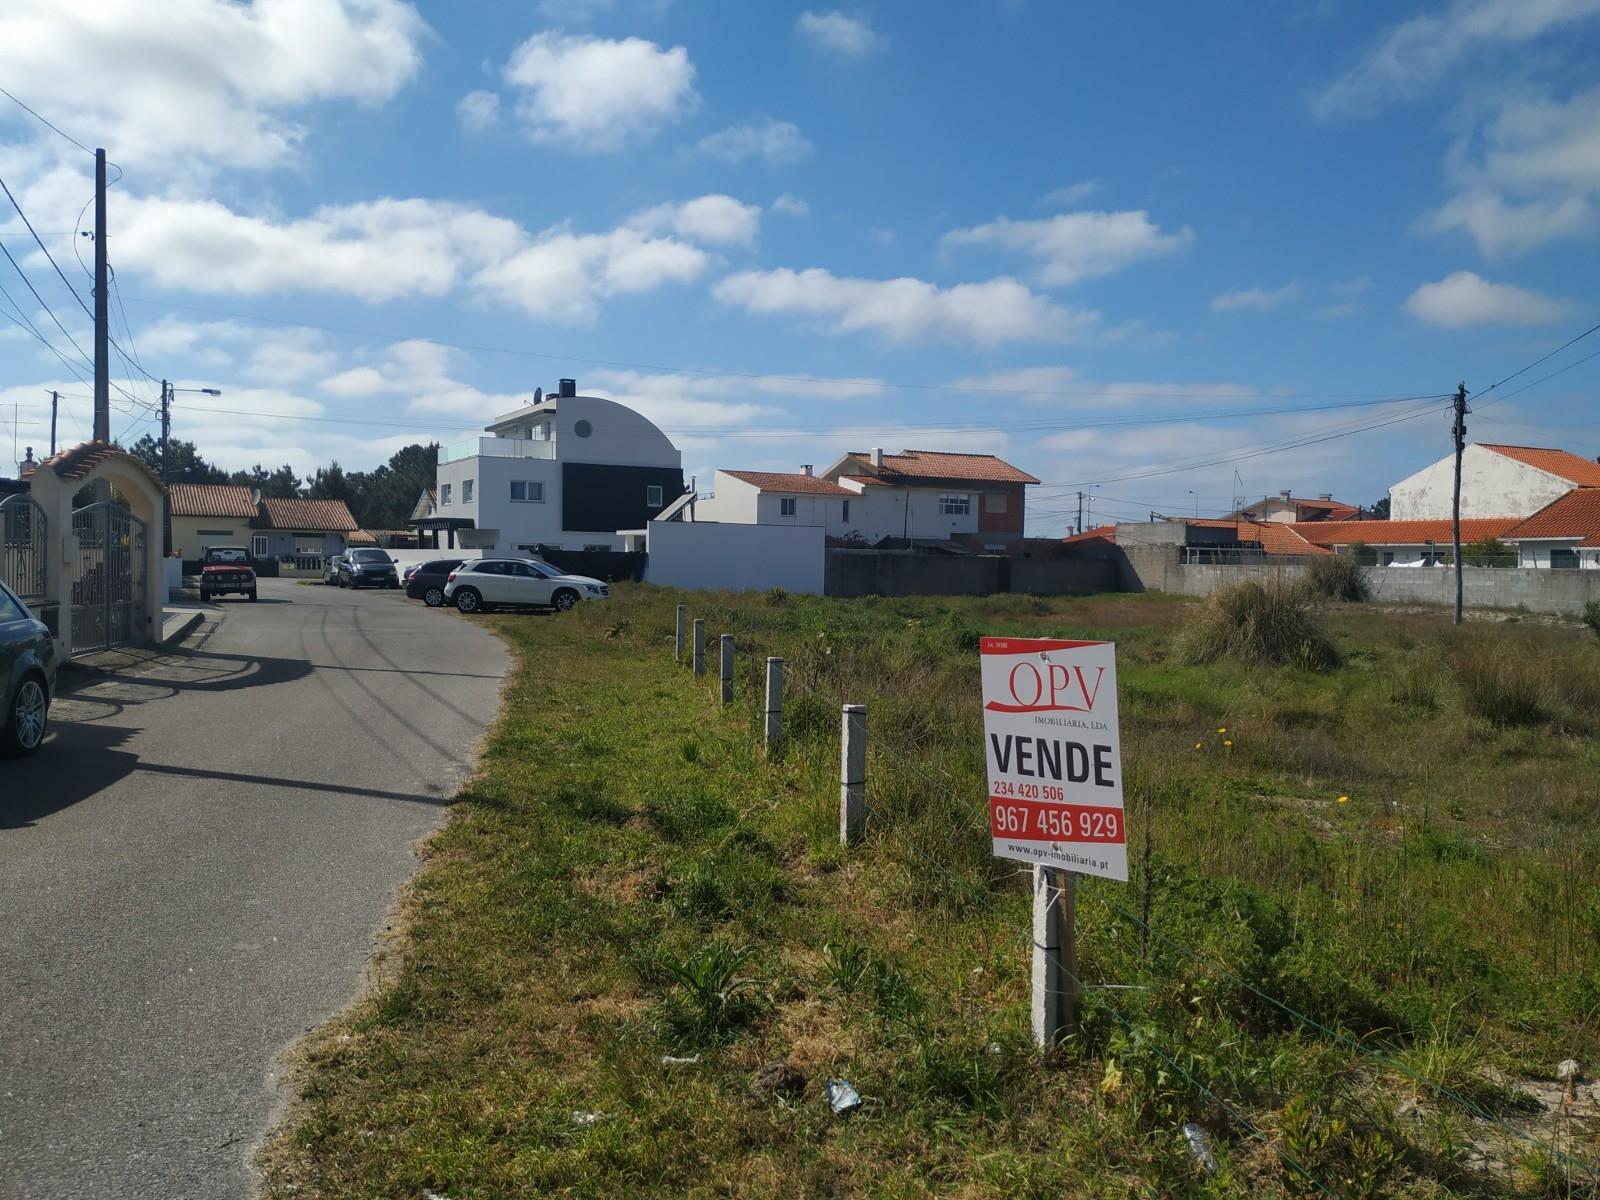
[{"left": 443, "top": 558, "right": 611, "bottom": 614}]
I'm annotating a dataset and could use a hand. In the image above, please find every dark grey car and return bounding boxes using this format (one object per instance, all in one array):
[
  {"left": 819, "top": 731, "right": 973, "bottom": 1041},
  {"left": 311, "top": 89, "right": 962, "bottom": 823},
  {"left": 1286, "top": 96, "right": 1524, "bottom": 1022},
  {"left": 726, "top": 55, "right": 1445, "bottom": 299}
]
[{"left": 1, "top": 578, "right": 56, "bottom": 757}]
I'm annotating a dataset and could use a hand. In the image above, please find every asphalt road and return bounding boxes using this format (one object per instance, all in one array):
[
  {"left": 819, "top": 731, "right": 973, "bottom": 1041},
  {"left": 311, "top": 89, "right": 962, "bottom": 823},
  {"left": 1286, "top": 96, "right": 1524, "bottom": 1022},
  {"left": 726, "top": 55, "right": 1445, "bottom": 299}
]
[{"left": 0, "top": 578, "right": 508, "bottom": 1199}]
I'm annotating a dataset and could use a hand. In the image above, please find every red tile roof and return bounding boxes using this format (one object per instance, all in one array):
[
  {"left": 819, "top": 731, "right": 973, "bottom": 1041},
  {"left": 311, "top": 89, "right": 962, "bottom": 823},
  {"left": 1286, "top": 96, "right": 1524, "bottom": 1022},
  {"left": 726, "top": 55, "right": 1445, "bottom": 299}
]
[
  {"left": 1187, "top": 519, "right": 1331, "bottom": 555},
  {"left": 1291, "top": 498, "right": 1360, "bottom": 520},
  {"left": 843, "top": 449, "right": 1040, "bottom": 485},
  {"left": 257, "top": 497, "right": 359, "bottom": 532},
  {"left": 1061, "top": 523, "right": 1117, "bottom": 546},
  {"left": 347, "top": 528, "right": 379, "bottom": 546},
  {"left": 1290, "top": 518, "right": 1519, "bottom": 546},
  {"left": 39, "top": 440, "right": 165, "bottom": 490},
  {"left": 169, "top": 483, "right": 256, "bottom": 518},
  {"left": 1481, "top": 444, "right": 1600, "bottom": 487},
  {"left": 1503, "top": 488, "right": 1600, "bottom": 546},
  {"left": 722, "top": 470, "right": 856, "bottom": 496}
]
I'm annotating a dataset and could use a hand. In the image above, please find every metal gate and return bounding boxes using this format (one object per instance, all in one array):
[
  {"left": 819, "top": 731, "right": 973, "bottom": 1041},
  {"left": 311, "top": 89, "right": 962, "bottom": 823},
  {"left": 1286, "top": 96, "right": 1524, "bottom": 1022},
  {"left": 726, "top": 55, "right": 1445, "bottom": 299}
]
[
  {"left": 0, "top": 493, "right": 47, "bottom": 601},
  {"left": 71, "top": 501, "right": 146, "bottom": 653}
]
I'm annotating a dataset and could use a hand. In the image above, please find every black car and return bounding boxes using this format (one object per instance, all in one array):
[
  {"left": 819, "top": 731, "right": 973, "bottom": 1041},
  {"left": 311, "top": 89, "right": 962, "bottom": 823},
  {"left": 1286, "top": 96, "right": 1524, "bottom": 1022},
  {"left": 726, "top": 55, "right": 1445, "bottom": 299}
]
[
  {"left": 1, "top": 578, "right": 57, "bottom": 757},
  {"left": 336, "top": 548, "right": 400, "bottom": 589},
  {"left": 404, "top": 558, "right": 465, "bottom": 607}
]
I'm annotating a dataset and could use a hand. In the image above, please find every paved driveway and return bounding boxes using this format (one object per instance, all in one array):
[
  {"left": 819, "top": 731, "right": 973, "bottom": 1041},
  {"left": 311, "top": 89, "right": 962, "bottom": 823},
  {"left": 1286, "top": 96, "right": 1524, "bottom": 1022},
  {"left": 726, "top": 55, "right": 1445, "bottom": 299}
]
[{"left": 0, "top": 579, "right": 508, "bottom": 1198}]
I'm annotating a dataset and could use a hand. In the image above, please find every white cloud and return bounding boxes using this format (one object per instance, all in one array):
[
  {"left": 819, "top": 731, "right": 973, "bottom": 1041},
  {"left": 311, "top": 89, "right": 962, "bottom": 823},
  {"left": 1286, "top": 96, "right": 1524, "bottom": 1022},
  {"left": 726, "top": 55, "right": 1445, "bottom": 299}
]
[
  {"left": 320, "top": 366, "right": 388, "bottom": 398},
  {"left": 1421, "top": 87, "right": 1600, "bottom": 256},
  {"left": 796, "top": 10, "right": 888, "bottom": 57},
  {"left": 772, "top": 194, "right": 810, "bottom": 218},
  {"left": 1042, "top": 182, "right": 1101, "bottom": 207},
  {"left": 456, "top": 89, "right": 501, "bottom": 132},
  {"left": 950, "top": 366, "right": 1257, "bottom": 409},
  {"left": 474, "top": 227, "right": 710, "bottom": 325},
  {"left": 695, "top": 119, "right": 813, "bottom": 165},
  {"left": 536, "top": 0, "right": 616, "bottom": 19},
  {"left": 713, "top": 267, "right": 1097, "bottom": 345},
  {"left": 1404, "top": 270, "right": 1572, "bottom": 327},
  {"left": 1209, "top": 282, "right": 1302, "bottom": 313},
  {"left": 628, "top": 194, "right": 762, "bottom": 247},
  {"left": 1313, "top": 0, "right": 1600, "bottom": 118},
  {"left": 942, "top": 210, "right": 1193, "bottom": 286},
  {"left": 0, "top": 0, "right": 426, "bottom": 171},
  {"left": 502, "top": 31, "right": 696, "bottom": 152}
]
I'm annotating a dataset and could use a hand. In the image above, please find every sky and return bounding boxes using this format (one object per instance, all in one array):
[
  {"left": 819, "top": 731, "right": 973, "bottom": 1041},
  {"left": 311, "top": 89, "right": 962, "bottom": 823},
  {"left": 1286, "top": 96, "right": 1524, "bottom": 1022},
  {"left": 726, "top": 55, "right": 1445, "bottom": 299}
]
[{"left": 1, "top": 0, "right": 1598, "bottom": 533}]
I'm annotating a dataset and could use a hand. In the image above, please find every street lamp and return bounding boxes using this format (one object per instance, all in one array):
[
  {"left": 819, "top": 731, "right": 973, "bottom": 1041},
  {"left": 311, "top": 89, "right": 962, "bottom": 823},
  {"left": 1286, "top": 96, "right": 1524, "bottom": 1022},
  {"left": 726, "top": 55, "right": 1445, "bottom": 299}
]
[
  {"left": 1187, "top": 489, "right": 1198, "bottom": 518},
  {"left": 159, "top": 380, "right": 224, "bottom": 556}
]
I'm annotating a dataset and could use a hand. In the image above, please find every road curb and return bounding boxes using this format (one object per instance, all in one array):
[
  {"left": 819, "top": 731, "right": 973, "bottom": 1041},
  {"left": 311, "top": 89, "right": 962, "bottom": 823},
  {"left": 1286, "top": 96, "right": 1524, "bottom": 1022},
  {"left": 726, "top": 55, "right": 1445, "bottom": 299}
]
[{"left": 162, "top": 611, "right": 205, "bottom": 646}]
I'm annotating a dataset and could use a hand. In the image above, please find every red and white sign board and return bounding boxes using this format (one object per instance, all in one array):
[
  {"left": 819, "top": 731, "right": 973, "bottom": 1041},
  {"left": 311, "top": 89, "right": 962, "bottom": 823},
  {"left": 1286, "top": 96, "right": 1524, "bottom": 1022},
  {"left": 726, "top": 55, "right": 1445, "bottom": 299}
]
[{"left": 980, "top": 636, "right": 1127, "bottom": 881}]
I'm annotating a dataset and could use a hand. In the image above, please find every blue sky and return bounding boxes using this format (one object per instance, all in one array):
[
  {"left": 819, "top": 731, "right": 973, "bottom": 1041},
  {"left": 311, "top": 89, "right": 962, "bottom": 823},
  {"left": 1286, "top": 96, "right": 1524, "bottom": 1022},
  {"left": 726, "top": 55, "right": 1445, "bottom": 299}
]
[{"left": 1, "top": 0, "right": 1598, "bottom": 531}]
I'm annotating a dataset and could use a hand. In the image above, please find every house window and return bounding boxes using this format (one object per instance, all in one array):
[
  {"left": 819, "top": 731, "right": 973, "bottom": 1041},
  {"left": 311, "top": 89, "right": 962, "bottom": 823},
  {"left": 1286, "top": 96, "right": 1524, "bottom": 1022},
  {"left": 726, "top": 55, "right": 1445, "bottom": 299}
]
[
  {"left": 462, "top": 479, "right": 474, "bottom": 503},
  {"left": 197, "top": 528, "right": 234, "bottom": 536},
  {"left": 1382, "top": 552, "right": 1394, "bottom": 565},
  {"left": 441, "top": 483, "right": 452, "bottom": 506},
  {"left": 939, "top": 494, "right": 971, "bottom": 516},
  {"left": 647, "top": 484, "right": 664, "bottom": 507},
  {"left": 1551, "top": 546, "right": 1579, "bottom": 569},
  {"left": 842, "top": 499, "right": 850, "bottom": 522},
  {"left": 510, "top": 480, "right": 544, "bottom": 503},
  {"left": 984, "top": 492, "right": 1007, "bottom": 514},
  {"left": 251, "top": 534, "right": 269, "bottom": 559},
  {"left": 780, "top": 497, "right": 797, "bottom": 517}
]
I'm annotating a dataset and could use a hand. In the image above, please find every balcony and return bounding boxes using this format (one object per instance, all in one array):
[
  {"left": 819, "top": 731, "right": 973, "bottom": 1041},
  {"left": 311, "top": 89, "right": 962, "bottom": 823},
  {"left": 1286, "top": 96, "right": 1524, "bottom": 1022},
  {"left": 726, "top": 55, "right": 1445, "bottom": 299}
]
[{"left": 438, "top": 437, "right": 556, "bottom": 466}]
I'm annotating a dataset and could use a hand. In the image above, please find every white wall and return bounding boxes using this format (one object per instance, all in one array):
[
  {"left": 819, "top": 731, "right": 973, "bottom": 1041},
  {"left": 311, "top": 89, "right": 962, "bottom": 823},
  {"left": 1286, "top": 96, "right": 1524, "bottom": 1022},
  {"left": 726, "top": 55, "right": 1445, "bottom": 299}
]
[
  {"left": 694, "top": 474, "right": 761, "bottom": 523},
  {"left": 839, "top": 485, "right": 982, "bottom": 542},
  {"left": 1391, "top": 445, "right": 1574, "bottom": 520},
  {"left": 1515, "top": 541, "right": 1600, "bottom": 568},
  {"left": 645, "top": 521, "right": 825, "bottom": 594}
]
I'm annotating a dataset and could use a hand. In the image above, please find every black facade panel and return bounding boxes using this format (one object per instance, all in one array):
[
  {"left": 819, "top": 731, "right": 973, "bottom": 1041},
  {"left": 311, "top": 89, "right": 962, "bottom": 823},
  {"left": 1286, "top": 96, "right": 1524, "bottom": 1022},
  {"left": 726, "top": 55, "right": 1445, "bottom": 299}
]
[{"left": 561, "top": 462, "right": 686, "bottom": 533}]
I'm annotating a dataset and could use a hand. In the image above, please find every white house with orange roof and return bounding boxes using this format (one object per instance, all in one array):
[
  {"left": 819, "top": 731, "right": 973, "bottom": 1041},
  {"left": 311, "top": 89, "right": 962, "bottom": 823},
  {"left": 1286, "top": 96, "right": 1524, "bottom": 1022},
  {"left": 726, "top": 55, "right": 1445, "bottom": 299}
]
[
  {"left": 1389, "top": 443, "right": 1600, "bottom": 521},
  {"left": 693, "top": 468, "right": 860, "bottom": 534},
  {"left": 817, "top": 447, "right": 1040, "bottom": 552}
]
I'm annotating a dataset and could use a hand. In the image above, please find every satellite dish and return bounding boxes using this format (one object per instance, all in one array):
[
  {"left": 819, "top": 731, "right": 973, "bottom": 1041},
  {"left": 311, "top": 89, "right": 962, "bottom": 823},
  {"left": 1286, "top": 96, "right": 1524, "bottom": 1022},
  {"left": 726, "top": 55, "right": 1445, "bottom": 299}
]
[{"left": 533, "top": 387, "right": 543, "bottom": 403}]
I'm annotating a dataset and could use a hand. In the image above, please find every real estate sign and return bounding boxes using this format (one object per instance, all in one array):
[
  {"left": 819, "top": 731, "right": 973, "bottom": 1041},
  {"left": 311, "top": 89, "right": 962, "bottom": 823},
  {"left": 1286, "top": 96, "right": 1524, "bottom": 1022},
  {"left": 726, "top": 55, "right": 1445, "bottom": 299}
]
[{"left": 980, "top": 636, "right": 1127, "bottom": 881}]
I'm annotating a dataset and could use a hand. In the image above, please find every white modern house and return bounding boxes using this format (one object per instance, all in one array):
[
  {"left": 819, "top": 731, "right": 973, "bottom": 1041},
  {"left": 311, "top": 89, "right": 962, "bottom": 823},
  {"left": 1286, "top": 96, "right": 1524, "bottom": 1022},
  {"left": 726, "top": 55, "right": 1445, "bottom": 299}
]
[
  {"left": 692, "top": 469, "right": 860, "bottom": 534},
  {"left": 1389, "top": 443, "right": 1600, "bottom": 521},
  {"left": 430, "top": 379, "right": 685, "bottom": 553}
]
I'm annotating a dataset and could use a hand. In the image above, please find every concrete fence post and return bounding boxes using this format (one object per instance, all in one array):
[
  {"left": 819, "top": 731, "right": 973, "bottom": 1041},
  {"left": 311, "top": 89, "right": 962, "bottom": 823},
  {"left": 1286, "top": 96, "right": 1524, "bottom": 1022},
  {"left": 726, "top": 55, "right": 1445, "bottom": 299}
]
[
  {"left": 675, "top": 604, "right": 686, "bottom": 661},
  {"left": 719, "top": 634, "right": 734, "bottom": 705},
  {"left": 692, "top": 619, "right": 705, "bottom": 678},
  {"left": 764, "top": 657, "right": 783, "bottom": 754},
  {"left": 1032, "top": 865, "right": 1078, "bottom": 1048},
  {"left": 839, "top": 703, "right": 866, "bottom": 846}
]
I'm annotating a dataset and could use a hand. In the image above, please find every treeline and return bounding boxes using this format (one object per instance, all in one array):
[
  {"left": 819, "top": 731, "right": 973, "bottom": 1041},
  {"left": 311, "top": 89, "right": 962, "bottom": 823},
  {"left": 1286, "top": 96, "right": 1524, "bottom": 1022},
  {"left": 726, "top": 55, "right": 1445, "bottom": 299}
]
[{"left": 127, "top": 436, "right": 438, "bottom": 532}]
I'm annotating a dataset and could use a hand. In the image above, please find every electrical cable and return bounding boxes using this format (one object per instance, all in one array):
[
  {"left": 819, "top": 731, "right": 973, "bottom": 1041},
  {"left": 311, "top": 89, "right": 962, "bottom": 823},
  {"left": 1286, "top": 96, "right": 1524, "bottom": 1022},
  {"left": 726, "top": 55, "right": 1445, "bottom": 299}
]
[
  {"left": 0, "top": 174, "right": 94, "bottom": 321},
  {"left": 0, "top": 86, "right": 96, "bottom": 157}
]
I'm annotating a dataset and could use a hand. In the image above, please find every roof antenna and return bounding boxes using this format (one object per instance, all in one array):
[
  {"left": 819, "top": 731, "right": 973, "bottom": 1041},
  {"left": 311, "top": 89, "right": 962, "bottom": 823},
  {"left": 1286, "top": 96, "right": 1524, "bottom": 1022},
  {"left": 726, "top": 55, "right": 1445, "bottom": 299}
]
[{"left": 533, "top": 386, "right": 543, "bottom": 404}]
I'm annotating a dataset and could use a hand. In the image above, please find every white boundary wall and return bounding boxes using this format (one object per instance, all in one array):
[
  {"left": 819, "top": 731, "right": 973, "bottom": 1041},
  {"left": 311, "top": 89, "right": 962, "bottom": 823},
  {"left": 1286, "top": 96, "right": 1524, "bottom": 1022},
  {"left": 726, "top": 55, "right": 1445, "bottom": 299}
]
[{"left": 645, "top": 521, "right": 824, "bottom": 594}]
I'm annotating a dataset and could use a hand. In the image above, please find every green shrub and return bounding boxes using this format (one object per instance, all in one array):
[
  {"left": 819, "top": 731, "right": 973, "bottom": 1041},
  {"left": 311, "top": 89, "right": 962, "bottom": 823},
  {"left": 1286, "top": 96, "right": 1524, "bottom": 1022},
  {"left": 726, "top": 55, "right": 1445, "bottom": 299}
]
[
  {"left": 1453, "top": 649, "right": 1558, "bottom": 727},
  {"left": 1583, "top": 600, "right": 1600, "bottom": 640},
  {"left": 1177, "top": 579, "right": 1341, "bottom": 670},
  {"left": 1301, "top": 553, "right": 1370, "bottom": 602}
]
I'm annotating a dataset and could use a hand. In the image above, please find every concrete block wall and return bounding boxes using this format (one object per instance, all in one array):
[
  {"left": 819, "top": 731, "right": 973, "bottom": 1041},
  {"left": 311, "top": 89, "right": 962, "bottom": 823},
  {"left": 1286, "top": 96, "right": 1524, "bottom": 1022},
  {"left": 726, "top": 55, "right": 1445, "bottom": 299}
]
[{"left": 824, "top": 551, "right": 1116, "bottom": 599}]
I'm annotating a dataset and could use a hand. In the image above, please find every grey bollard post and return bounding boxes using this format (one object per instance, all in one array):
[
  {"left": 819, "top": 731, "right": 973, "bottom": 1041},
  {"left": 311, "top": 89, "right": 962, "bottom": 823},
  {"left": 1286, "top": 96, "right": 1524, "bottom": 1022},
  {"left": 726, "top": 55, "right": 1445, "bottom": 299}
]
[
  {"left": 1032, "top": 865, "right": 1078, "bottom": 1048},
  {"left": 692, "top": 619, "right": 705, "bottom": 678},
  {"left": 839, "top": 704, "right": 866, "bottom": 845},
  {"left": 764, "top": 657, "right": 783, "bottom": 754},
  {"left": 719, "top": 634, "right": 734, "bottom": 704},
  {"left": 675, "top": 604, "right": 686, "bottom": 661}
]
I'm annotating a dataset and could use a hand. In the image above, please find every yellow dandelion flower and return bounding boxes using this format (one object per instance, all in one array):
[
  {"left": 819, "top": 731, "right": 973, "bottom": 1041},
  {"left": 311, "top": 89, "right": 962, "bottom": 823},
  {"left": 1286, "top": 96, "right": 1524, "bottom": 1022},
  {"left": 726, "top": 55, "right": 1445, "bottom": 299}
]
[
  {"left": 1223, "top": 739, "right": 1233, "bottom": 748},
  {"left": 1193, "top": 742, "right": 1203, "bottom": 750},
  {"left": 1216, "top": 726, "right": 1227, "bottom": 734},
  {"left": 1337, "top": 794, "right": 1349, "bottom": 804}
]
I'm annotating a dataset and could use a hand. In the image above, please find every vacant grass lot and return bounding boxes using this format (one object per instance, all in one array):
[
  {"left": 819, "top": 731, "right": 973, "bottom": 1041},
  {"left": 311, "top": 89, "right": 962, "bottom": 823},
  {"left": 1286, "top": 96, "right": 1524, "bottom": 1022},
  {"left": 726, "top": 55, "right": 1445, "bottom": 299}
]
[{"left": 261, "top": 585, "right": 1600, "bottom": 1199}]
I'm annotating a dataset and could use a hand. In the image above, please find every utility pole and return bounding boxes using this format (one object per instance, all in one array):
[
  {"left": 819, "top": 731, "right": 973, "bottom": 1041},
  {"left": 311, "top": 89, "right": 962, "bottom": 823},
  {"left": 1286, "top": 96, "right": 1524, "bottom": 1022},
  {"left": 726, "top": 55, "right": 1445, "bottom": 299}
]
[
  {"left": 160, "top": 380, "right": 173, "bottom": 556},
  {"left": 93, "top": 148, "right": 109, "bottom": 444},
  {"left": 49, "top": 390, "right": 58, "bottom": 456},
  {"left": 1451, "top": 382, "right": 1468, "bottom": 626},
  {"left": 1077, "top": 490, "right": 1085, "bottom": 534}
]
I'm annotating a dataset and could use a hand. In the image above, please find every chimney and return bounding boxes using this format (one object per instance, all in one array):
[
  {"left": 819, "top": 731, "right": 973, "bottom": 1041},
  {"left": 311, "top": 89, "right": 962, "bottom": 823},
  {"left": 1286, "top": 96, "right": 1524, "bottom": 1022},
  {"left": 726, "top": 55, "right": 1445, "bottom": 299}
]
[
  {"left": 801, "top": 464, "right": 813, "bottom": 477},
  {"left": 558, "top": 377, "right": 577, "bottom": 398},
  {"left": 872, "top": 446, "right": 884, "bottom": 469},
  {"left": 1279, "top": 489, "right": 1292, "bottom": 502},
  {"left": 19, "top": 447, "right": 36, "bottom": 477},
  {"left": 1318, "top": 493, "right": 1332, "bottom": 501}
]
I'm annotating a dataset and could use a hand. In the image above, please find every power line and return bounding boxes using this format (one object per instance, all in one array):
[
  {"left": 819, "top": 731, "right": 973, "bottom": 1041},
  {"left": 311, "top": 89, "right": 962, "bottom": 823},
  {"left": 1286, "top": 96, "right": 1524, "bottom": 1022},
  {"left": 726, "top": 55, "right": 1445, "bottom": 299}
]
[
  {"left": 0, "top": 174, "right": 94, "bottom": 321},
  {"left": 0, "top": 86, "right": 95, "bottom": 157},
  {"left": 0, "top": 236, "right": 95, "bottom": 371},
  {"left": 1472, "top": 320, "right": 1600, "bottom": 403}
]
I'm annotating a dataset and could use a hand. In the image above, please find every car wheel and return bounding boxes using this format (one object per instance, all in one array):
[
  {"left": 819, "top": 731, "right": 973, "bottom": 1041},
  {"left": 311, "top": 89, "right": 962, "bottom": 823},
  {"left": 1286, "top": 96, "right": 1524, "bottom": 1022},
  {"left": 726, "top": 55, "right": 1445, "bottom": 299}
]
[
  {"left": 337, "top": 576, "right": 347, "bottom": 588},
  {"left": 1, "top": 674, "right": 48, "bottom": 757},
  {"left": 454, "top": 587, "right": 482, "bottom": 613},
  {"left": 552, "top": 588, "right": 579, "bottom": 612},
  {"left": 199, "top": 588, "right": 211, "bottom": 602},
  {"left": 423, "top": 586, "right": 445, "bottom": 608},
  {"left": 248, "top": 590, "right": 258, "bottom": 602}
]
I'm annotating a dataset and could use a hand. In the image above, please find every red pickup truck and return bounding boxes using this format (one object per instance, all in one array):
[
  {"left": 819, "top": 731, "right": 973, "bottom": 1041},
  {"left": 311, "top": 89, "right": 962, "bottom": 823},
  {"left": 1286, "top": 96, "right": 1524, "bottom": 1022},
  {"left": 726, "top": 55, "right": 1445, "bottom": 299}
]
[{"left": 199, "top": 545, "right": 258, "bottom": 602}]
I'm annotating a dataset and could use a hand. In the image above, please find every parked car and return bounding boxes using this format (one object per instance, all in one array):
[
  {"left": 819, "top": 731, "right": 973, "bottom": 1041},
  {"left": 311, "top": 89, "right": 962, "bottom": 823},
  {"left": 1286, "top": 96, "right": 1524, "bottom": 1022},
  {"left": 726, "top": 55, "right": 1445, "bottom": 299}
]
[
  {"left": 323, "top": 554, "right": 347, "bottom": 585},
  {"left": 401, "top": 561, "right": 422, "bottom": 586},
  {"left": 198, "top": 545, "right": 257, "bottom": 602},
  {"left": 405, "top": 557, "right": 465, "bottom": 608},
  {"left": 444, "top": 558, "right": 610, "bottom": 614},
  {"left": 337, "top": 548, "right": 400, "bottom": 589},
  {"left": 1, "top": 578, "right": 57, "bottom": 757}
]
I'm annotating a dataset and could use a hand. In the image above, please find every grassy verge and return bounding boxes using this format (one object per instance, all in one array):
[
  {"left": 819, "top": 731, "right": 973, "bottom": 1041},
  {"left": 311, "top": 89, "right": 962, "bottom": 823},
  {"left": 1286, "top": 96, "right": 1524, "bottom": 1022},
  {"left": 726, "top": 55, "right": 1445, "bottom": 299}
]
[{"left": 261, "top": 586, "right": 1600, "bottom": 1199}]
